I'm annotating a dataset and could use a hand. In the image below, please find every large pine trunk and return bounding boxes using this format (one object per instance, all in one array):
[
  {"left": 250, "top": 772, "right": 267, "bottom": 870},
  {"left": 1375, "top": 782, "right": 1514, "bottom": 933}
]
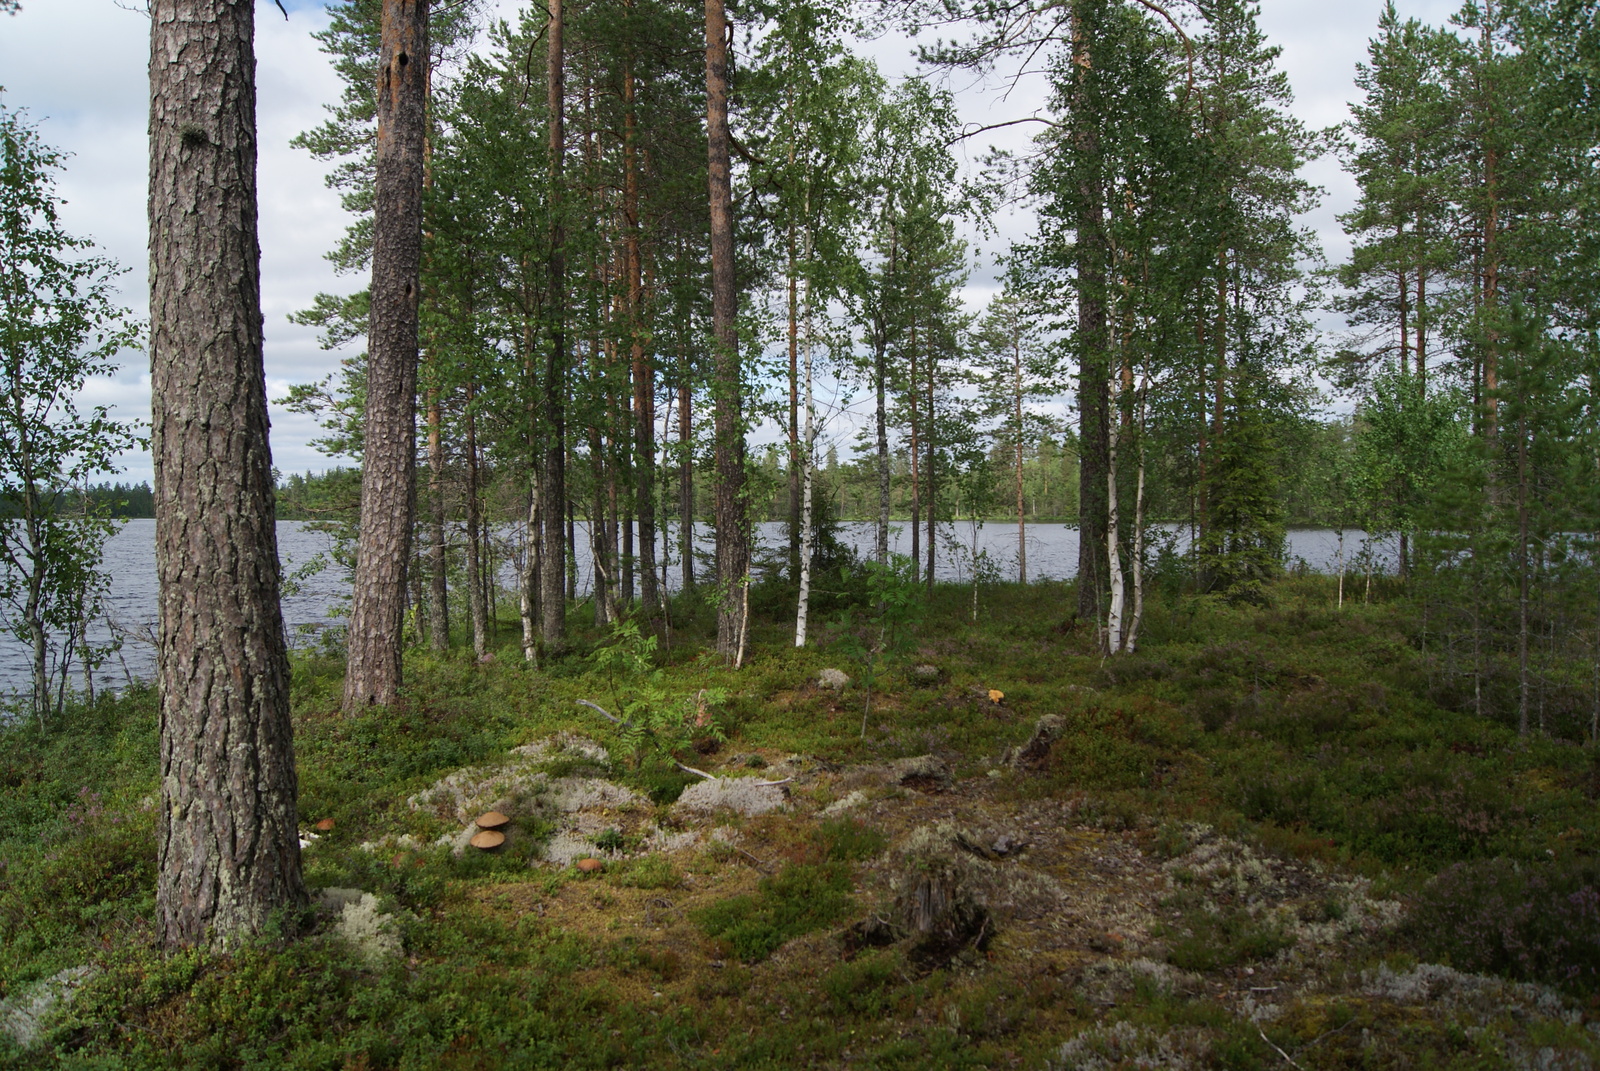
[
  {"left": 705, "top": 0, "right": 747, "bottom": 661},
  {"left": 344, "top": 0, "right": 428, "bottom": 711},
  {"left": 148, "top": 0, "right": 307, "bottom": 947}
]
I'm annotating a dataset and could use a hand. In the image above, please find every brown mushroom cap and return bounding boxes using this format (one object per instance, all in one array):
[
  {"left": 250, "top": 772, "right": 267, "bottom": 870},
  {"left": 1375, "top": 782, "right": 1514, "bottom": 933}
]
[
  {"left": 576, "top": 857, "right": 604, "bottom": 873},
  {"left": 314, "top": 818, "right": 335, "bottom": 832},
  {"left": 469, "top": 829, "right": 506, "bottom": 850},
  {"left": 475, "top": 811, "right": 510, "bottom": 831}
]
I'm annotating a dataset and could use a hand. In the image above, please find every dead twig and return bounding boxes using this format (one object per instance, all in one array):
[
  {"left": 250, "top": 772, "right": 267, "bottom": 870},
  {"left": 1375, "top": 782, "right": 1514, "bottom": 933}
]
[
  {"left": 576, "top": 698, "right": 627, "bottom": 726},
  {"left": 1256, "top": 1026, "right": 1304, "bottom": 1070},
  {"left": 733, "top": 845, "right": 774, "bottom": 873},
  {"left": 674, "top": 761, "right": 715, "bottom": 780}
]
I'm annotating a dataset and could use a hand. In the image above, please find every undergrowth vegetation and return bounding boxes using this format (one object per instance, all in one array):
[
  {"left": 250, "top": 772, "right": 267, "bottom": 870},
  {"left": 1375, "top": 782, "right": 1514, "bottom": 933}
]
[{"left": 2, "top": 575, "right": 1598, "bottom": 1067}]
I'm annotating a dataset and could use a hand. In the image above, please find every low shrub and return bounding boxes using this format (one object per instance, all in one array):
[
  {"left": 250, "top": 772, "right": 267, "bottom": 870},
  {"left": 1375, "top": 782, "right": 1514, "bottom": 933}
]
[
  {"left": 693, "top": 862, "right": 855, "bottom": 962},
  {"left": 1407, "top": 856, "right": 1600, "bottom": 996}
]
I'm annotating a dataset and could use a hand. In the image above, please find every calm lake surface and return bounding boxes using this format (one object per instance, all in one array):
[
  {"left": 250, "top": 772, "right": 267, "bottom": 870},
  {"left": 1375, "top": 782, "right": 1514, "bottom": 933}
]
[{"left": 0, "top": 519, "right": 1393, "bottom": 699}]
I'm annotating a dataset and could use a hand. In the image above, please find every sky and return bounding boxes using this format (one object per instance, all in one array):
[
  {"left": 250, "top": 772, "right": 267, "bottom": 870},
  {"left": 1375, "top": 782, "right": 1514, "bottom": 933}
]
[{"left": 0, "top": 0, "right": 1465, "bottom": 484}]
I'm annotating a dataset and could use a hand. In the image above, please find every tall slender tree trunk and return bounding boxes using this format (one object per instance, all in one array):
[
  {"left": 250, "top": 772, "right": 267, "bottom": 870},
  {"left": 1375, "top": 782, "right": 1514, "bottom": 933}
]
[
  {"left": 1072, "top": 0, "right": 1109, "bottom": 621},
  {"left": 795, "top": 262, "right": 816, "bottom": 646},
  {"left": 909, "top": 322, "right": 921, "bottom": 581},
  {"left": 925, "top": 335, "right": 936, "bottom": 592},
  {"left": 787, "top": 227, "right": 801, "bottom": 580},
  {"left": 1517, "top": 407, "right": 1530, "bottom": 735},
  {"left": 1477, "top": 8, "right": 1503, "bottom": 451},
  {"left": 149, "top": 0, "right": 306, "bottom": 946},
  {"left": 1126, "top": 385, "right": 1148, "bottom": 652},
  {"left": 625, "top": 62, "right": 658, "bottom": 616},
  {"left": 426, "top": 392, "right": 448, "bottom": 651},
  {"left": 618, "top": 376, "right": 635, "bottom": 605},
  {"left": 874, "top": 330, "right": 890, "bottom": 567},
  {"left": 541, "top": 0, "right": 568, "bottom": 649},
  {"left": 590, "top": 410, "right": 612, "bottom": 626},
  {"left": 522, "top": 481, "right": 540, "bottom": 662},
  {"left": 680, "top": 373, "right": 695, "bottom": 591},
  {"left": 420, "top": 90, "right": 446, "bottom": 656},
  {"left": 1105, "top": 368, "right": 1124, "bottom": 652},
  {"left": 18, "top": 490, "right": 48, "bottom": 721},
  {"left": 706, "top": 0, "right": 747, "bottom": 661},
  {"left": 1015, "top": 338, "right": 1026, "bottom": 584},
  {"left": 874, "top": 226, "right": 897, "bottom": 568},
  {"left": 464, "top": 384, "right": 487, "bottom": 658},
  {"left": 344, "top": 0, "right": 428, "bottom": 711}
]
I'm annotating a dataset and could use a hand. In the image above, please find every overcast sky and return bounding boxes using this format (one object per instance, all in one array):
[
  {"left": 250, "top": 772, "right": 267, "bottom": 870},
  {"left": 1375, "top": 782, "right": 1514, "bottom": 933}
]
[{"left": 0, "top": 0, "right": 1464, "bottom": 484}]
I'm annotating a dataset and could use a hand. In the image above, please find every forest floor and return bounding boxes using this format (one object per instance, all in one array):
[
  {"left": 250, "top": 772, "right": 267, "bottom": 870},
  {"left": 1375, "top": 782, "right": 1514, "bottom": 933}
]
[{"left": 3, "top": 575, "right": 1600, "bottom": 1069}]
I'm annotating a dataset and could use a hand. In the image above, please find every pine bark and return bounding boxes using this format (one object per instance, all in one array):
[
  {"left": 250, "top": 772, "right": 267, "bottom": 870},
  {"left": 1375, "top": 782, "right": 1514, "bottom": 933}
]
[
  {"left": 624, "top": 52, "right": 657, "bottom": 616},
  {"left": 1072, "top": 3, "right": 1109, "bottom": 621},
  {"left": 344, "top": 0, "right": 428, "bottom": 711},
  {"left": 541, "top": 0, "right": 568, "bottom": 649},
  {"left": 148, "top": 0, "right": 307, "bottom": 947},
  {"left": 705, "top": 0, "right": 747, "bottom": 660}
]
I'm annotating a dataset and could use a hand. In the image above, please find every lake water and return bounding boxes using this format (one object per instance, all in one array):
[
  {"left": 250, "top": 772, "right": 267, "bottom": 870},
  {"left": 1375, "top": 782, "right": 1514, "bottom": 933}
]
[{"left": 0, "top": 518, "right": 1393, "bottom": 699}]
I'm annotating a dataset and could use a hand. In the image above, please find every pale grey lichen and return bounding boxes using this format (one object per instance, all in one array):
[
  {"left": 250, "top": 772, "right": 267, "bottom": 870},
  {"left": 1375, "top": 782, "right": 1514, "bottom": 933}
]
[
  {"left": 0, "top": 965, "right": 99, "bottom": 1049},
  {"left": 332, "top": 892, "right": 402, "bottom": 967},
  {"left": 1362, "top": 962, "right": 1578, "bottom": 1025},
  {"left": 818, "top": 790, "right": 869, "bottom": 817},
  {"left": 1050, "top": 1021, "right": 1209, "bottom": 1070},
  {"left": 672, "top": 777, "right": 788, "bottom": 818},
  {"left": 817, "top": 668, "right": 851, "bottom": 690}
]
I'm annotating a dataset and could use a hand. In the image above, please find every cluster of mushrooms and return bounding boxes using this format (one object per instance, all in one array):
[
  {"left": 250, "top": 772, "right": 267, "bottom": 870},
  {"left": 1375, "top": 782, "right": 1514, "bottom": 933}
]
[{"left": 468, "top": 811, "right": 510, "bottom": 849}]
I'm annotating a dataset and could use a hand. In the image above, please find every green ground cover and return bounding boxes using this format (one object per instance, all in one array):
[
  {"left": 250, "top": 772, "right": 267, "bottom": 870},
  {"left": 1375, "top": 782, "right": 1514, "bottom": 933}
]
[{"left": 2, "top": 576, "right": 1597, "bottom": 1069}]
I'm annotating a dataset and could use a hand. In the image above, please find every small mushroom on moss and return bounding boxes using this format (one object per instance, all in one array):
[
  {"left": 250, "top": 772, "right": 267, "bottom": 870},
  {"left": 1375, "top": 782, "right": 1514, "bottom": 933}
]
[
  {"left": 469, "top": 829, "right": 506, "bottom": 850},
  {"left": 576, "top": 857, "right": 604, "bottom": 873},
  {"left": 988, "top": 689, "right": 1005, "bottom": 704},
  {"left": 475, "top": 811, "right": 510, "bottom": 831},
  {"left": 314, "top": 818, "right": 336, "bottom": 832}
]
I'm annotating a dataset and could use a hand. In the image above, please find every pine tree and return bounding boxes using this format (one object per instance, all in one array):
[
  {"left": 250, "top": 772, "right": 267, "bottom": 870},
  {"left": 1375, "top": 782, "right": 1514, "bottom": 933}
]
[{"left": 148, "top": 0, "right": 307, "bottom": 946}]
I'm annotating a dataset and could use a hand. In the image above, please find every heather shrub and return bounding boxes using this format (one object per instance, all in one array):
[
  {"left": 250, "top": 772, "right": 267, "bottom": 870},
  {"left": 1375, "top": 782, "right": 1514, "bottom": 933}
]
[{"left": 1407, "top": 857, "right": 1600, "bottom": 996}]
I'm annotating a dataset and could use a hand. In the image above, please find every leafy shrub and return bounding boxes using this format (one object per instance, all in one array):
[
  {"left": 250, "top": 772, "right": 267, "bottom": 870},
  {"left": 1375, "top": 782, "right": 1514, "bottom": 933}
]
[
  {"left": 816, "top": 818, "right": 887, "bottom": 862},
  {"left": 822, "top": 950, "right": 900, "bottom": 1016},
  {"left": 1160, "top": 900, "right": 1293, "bottom": 973},
  {"left": 694, "top": 862, "right": 855, "bottom": 963},
  {"left": 612, "top": 855, "right": 683, "bottom": 890},
  {"left": 1407, "top": 857, "right": 1600, "bottom": 996}
]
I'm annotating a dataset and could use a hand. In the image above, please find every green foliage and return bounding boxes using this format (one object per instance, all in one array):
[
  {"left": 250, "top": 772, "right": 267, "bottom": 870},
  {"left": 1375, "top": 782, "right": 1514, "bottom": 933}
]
[
  {"left": 0, "top": 104, "right": 143, "bottom": 722},
  {"left": 1158, "top": 894, "right": 1294, "bottom": 972},
  {"left": 832, "top": 552, "right": 926, "bottom": 735},
  {"left": 589, "top": 616, "right": 728, "bottom": 768},
  {"left": 1198, "top": 375, "right": 1290, "bottom": 605},
  {"left": 693, "top": 862, "right": 855, "bottom": 963},
  {"left": 1408, "top": 857, "right": 1600, "bottom": 996},
  {"left": 611, "top": 854, "right": 684, "bottom": 891},
  {"left": 821, "top": 949, "right": 901, "bottom": 1016},
  {"left": 816, "top": 817, "right": 887, "bottom": 862},
  {"left": 1351, "top": 363, "right": 1467, "bottom": 542}
]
